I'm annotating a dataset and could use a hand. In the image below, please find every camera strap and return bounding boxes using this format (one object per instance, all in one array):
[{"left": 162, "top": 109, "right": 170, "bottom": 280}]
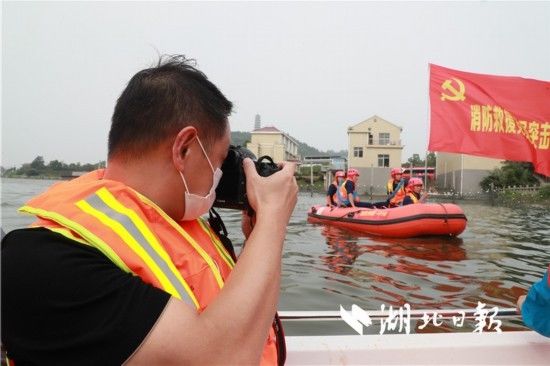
[{"left": 208, "top": 208, "right": 237, "bottom": 262}]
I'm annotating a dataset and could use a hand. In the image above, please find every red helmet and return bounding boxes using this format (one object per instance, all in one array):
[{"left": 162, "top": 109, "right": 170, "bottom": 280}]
[
  {"left": 391, "top": 167, "right": 403, "bottom": 178},
  {"left": 335, "top": 170, "right": 345, "bottom": 178},
  {"left": 347, "top": 168, "right": 360, "bottom": 177},
  {"left": 407, "top": 177, "right": 424, "bottom": 188}
]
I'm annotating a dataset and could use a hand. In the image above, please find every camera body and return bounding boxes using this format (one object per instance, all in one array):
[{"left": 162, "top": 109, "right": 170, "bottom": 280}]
[{"left": 214, "top": 145, "right": 281, "bottom": 210}]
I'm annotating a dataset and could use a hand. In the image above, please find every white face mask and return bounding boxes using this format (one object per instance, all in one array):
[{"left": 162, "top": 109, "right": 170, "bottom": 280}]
[{"left": 179, "top": 136, "right": 223, "bottom": 221}]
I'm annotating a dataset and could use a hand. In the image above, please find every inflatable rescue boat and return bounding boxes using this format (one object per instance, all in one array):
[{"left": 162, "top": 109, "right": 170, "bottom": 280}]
[{"left": 307, "top": 203, "right": 467, "bottom": 238}]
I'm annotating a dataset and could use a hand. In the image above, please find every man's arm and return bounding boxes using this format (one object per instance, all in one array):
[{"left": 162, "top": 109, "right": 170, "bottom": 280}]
[
  {"left": 326, "top": 194, "right": 332, "bottom": 206},
  {"left": 326, "top": 185, "right": 337, "bottom": 206},
  {"left": 127, "top": 159, "right": 298, "bottom": 365},
  {"left": 344, "top": 181, "right": 356, "bottom": 207},
  {"left": 348, "top": 193, "right": 356, "bottom": 206}
]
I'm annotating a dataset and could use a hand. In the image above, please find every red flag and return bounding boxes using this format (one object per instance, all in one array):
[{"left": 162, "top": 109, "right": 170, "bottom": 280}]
[{"left": 428, "top": 64, "right": 550, "bottom": 177}]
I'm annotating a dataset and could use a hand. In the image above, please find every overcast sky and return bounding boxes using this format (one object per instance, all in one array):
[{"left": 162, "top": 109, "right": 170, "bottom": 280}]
[{"left": 2, "top": 1, "right": 550, "bottom": 167}]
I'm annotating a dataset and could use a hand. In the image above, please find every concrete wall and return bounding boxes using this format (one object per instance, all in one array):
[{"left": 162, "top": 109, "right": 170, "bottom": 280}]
[
  {"left": 437, "top": 169, "right": 498, "bottom": 194},
  {"left": 436, "top": 152, "right": 503, "bottom": 193},
  {"left": 353, "top": 167, "right": 392, "bottom": 196}
]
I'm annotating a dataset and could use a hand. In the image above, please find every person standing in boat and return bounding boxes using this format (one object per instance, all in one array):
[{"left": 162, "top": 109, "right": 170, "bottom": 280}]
[
  {"left": 386, "top": 167, "right": 408, "bottom": 207},
  {"left": 1, "top": 55, "right": 297, "bottom": 365},
  {"left": 338, "top": 168, "right": 375, "bottom": 208},
  {"left": 517, "top": 264, "right": 550, "bottom": 337},
  {"left": 326, "top": 170, "right": 345, "bottom": 207},
  {"left": 401, "top": 177, "right": 428, "bottom": 206}
]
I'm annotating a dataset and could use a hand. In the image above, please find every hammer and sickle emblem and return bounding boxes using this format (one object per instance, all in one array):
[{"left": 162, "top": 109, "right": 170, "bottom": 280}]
[{"left": 440, "top": 77, "right": 466, "bottom": 101}]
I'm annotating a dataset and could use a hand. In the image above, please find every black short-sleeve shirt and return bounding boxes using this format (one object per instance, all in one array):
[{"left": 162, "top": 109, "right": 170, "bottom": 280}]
[
  {"left": 1, "top": 228, "right": 171, "bottom": 365},
  {"left": 344, "top": 180, "right": 355, "bottom": 195}
]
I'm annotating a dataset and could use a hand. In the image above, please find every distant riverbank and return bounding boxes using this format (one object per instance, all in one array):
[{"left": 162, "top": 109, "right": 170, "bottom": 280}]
[
  {"left": 4, "top": 176, "right": 549, "bottom": 208},
  {"left": 1, "top": 175, "right": 65, "bottom": 181}
]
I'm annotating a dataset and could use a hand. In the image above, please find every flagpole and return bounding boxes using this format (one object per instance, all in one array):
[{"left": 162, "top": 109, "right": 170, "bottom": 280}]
[
  {"left": 460, "top": 153, "right": 464, "bottom": 196},
  {"left": 444, "top": 161, "right": 447, "bottom": 189},
  {"left": 425, "top": 64, "right": 432, "bottom": 188},
  {"left": 424, "top": 151, "right": 428, "bottom": 189}
]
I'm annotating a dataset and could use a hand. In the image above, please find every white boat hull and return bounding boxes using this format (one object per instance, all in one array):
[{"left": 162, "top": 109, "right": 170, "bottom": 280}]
[{"left": 286, "top": 331, "right": 550, "bottom": 365}]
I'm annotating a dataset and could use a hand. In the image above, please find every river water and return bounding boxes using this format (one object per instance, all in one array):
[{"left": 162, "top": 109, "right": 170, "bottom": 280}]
[{"left": 2, "top": 178, "right": 549, "bottom": 335}]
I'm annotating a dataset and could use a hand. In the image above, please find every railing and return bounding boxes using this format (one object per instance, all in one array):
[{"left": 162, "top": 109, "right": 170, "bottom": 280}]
[
  {"left": 367, "top": 139, "right": 402, "bottom": 146},
  {"left": 493, "top": 185, "right": 541, "bottom": 193}
]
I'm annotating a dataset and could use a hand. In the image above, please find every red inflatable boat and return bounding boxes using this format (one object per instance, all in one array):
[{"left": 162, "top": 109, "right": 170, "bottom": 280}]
[{"left": 307, "top": 203, "right": 467, "bottom": 238}]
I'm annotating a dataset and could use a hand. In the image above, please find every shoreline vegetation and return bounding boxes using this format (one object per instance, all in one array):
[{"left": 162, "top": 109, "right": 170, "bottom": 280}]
[
  {"left": 3, "top": 156, "right": 549, "bottom": 208},
  {"left": 1, "top": 156, "right": 104, "bottom": 180}
]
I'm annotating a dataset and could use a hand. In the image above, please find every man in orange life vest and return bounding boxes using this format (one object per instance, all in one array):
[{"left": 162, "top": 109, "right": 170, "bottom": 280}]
[
  {"left": 1, "top": 56, "right": 298, "bottom": 365},
  {"left": 386, "top": 167, "right": 407, "bottom": 207},
  {"left": 338, "top": 168, "right": 376, "bottom": 208},
  {"left": 326, "top": 170, "right": 345, "bottom": 207}
]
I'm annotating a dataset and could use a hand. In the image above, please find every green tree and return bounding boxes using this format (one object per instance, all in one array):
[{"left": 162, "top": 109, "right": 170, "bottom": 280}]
[
  {"left": 402, "top": 153, "right": 423, "bottom": 168},
  {"left": 426, "top": 152, "right": 436, "bottom": 166},
  {"left": 30, "top": 156, "right": 45, "bottom": 170},
  {"left": 48, "top": 159, "right": 64, "bottom": 170},
  {"left": 26, "top": 168, "right": 39, "bottom": 176},
  {"left": 68, "top": 162, "right": 82, "bottom": 171},
  {"left": 402, "top": 153, "right": 436, "bottom": 168},
  {"left": 230, "top": 131, "right": 251, "bottom": 147}
]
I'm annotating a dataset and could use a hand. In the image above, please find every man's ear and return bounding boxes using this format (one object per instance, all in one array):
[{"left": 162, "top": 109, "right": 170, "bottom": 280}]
[{"left": 172, "top": 126, "right": 197, "bottom": 170}]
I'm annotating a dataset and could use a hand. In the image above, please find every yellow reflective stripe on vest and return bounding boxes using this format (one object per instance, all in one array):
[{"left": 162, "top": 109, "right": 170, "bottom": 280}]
[
  {"left": 408, "top": 193, "right": 419, "bottom": 204},
  {"left": 134, "top": 192, "right": 225, "bottom": 288},
  {"left": 46, "top": 227, "right": 90, "bottom": 246},
  {"left": 197, "top": 217, "right": 235, "bottom": 268},
  {"left": 92, "top": 188, "right": 199, "bottom": 307},
  {"left": 19, "top": 205, "right": 131, "bottom": 274},
  {"left": 387, "top": 180, "right": 394, "bottom": 193},
  {"left": 78, "top": 190, "right": 199, "bottom": 308}
]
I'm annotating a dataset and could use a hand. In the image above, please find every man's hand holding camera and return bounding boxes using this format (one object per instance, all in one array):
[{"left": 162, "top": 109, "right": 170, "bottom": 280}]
[{"left": 242, "top": 158, "right": 298, "bottom": 235}]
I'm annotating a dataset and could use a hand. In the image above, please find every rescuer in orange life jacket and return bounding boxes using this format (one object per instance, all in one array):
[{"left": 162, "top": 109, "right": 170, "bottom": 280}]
[
  {"left": 402, "top": 177, "right": 428, "bottom": 206},
  {"left": 338, "top": 168, "right": 377, "bottom": 208},
  {"left": 326, "top": 170, "right": 345, "bottom": 207},
  {"left": 1, "top": 55, "right": 298, "bottom": 365},
  {"left": 385, "top": 167, "right": 408, "bottom": 207}
]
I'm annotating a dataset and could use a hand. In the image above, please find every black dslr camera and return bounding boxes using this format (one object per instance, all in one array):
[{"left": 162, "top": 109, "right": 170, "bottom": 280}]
[{"left": 214, "top": 145, "right": 281, "bottom": 210}]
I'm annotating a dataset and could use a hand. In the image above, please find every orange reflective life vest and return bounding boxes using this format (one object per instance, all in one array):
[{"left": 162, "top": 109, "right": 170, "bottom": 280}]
[
  {"left": 387, "top": 179, "right": 406, "bottom": 207},
  {"left": 338, "top": 179, "right": 357, "bottom": 205},
  {"left": 19, "top": 170, "right": 281, "bottom": 365},
  {"left": 405, "top": 191, "right": 420, "bottom": 204}
]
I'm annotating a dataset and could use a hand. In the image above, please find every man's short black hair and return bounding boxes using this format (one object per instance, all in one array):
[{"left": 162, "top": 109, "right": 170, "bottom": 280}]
[{"left": 108, "top": 55, "right": 233, "bottom": 159}]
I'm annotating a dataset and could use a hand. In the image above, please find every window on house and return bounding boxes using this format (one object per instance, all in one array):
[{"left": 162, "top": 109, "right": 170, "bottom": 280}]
[
  {"left": 353, "top": 147, "right": 363, "bottom": 158},
  {"left": 379, "top": 133, "right": 390, "bottom": 145},
  {"left": 378, "top": 154, "right": 390, "bottom": 167}
]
